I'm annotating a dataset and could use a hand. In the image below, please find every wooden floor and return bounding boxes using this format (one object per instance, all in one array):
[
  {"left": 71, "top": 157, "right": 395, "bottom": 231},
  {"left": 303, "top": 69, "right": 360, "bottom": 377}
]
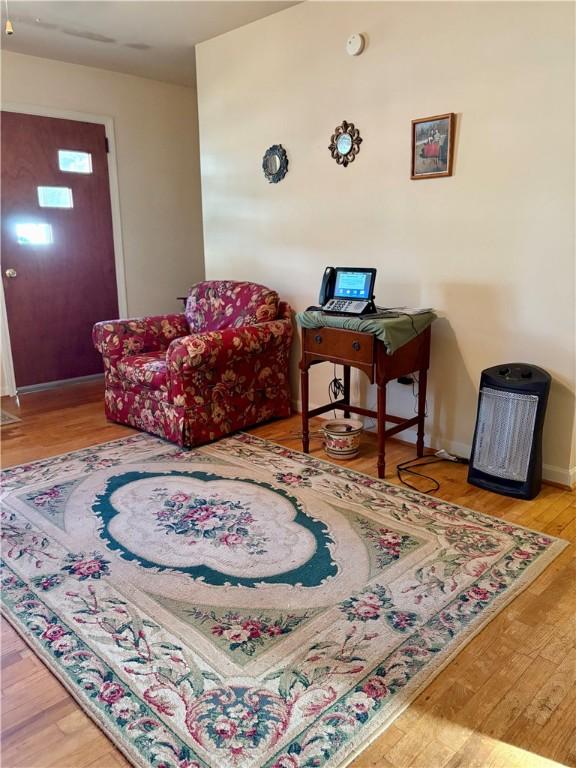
[{"left": 1, "top": 381, "right": 575, "bottom": 768}]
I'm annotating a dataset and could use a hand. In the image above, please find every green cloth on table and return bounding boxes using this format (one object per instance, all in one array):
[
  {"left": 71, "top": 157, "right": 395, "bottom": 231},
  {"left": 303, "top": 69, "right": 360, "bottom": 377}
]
[{"left": 296, "top": 310, "right": 436, "bottom": 355}]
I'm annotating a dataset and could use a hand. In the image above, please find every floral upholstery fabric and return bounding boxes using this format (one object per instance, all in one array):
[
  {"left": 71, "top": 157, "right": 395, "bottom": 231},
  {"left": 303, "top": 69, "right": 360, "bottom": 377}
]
[
  {"left": 116, "top": 352, "right": 167, "bottom": 392},
  {"left": 93, "top": 283, "right": 293, "bottom": 447},
  {"left": 185, "top": 280, "right": 279, "bottom": 334},
  {"left": 93, "top": 314, "right": 189, "bottom": 360}
]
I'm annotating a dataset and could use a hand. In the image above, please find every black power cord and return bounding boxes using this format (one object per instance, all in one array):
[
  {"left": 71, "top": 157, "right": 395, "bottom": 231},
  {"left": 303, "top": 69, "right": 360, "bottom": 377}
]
[
  {"left": 328, "top": 365, "right": 345, "bottom": 417},
  {"left": 396, "top": 454, "right": 469, "bottom": 494}
]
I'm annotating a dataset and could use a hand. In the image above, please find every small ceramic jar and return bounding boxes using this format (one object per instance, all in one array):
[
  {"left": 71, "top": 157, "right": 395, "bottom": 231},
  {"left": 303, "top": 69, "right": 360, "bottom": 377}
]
[{"left": 322, "top": 418, "right": 364, "bottom": 459}]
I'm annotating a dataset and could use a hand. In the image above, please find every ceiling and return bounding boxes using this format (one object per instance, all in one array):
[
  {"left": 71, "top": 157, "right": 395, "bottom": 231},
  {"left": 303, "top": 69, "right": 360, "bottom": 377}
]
[{"left": 1, "top": 1, "right": 298, "bottom": 86}]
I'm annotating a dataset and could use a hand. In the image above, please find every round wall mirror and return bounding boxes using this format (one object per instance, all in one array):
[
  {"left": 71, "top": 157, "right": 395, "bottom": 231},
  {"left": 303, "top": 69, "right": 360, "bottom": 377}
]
[
  {"left": 336, "top": 133, "right": 353, "bottom": 155},
  {"left": 262, "top": 144, "right": 288, "bottom": 183},
  {"left": 329, "top": 120, "right": 363, "bottom": 167},
  {"left": 266, "top": 154, "right": 281, "bottom": 174}
]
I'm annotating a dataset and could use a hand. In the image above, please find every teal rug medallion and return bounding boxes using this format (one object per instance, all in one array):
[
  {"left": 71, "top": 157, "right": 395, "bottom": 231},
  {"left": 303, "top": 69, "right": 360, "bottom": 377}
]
[{"left": 0, "top": 434, "right": 567, "bottom": 768}]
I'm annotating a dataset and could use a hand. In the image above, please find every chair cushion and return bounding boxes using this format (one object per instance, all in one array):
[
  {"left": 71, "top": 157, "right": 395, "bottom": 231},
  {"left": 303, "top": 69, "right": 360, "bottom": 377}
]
[
  {"left": 117, "top": 352, "right": 167, "bottom": 391},
  {"left": 185, "top": 280, "right": 279, "bottom": 334}
]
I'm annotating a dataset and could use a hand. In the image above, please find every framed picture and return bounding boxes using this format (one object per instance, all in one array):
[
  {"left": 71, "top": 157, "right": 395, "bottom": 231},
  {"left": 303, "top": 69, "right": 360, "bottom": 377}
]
[{"left": 411, "top": 113, "right": 455, "bottom": 179}]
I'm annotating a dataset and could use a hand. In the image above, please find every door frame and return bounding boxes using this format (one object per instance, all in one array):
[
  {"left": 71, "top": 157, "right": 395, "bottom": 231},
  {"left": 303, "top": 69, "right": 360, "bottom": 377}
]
[{"left": 1, "top": 103, "right": 128, "bottom": 395}]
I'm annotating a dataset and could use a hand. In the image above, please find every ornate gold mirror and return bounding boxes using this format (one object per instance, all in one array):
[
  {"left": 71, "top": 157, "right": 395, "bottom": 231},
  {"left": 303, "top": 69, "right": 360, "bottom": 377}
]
[{"left": 328, "top": 120, "right": 363, "bottom": 167}]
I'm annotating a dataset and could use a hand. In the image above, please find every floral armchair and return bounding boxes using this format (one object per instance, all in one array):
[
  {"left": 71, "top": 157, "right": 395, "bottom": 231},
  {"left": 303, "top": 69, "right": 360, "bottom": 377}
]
[{"left": 92, "top": 281, "right": 293, "bottom": 446}]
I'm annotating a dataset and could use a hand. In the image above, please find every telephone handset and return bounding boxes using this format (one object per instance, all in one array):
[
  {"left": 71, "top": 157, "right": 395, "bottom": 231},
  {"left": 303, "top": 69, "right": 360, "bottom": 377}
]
[
  {"left": 317, "top": 266, "right": 377, "bottom": 316},
  {"left": 319, "top": 267, "right": 336, "bottom": 306}
]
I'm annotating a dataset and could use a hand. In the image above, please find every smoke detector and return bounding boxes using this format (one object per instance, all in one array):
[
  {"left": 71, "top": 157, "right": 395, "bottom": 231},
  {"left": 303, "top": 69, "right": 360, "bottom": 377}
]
[{"left": 346, "top": 33, "right": 365, "bottom": 56}]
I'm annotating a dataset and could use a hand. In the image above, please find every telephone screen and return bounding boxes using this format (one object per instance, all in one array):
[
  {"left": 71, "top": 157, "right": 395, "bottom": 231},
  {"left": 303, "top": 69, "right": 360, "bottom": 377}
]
[{"left": 334, "top": 270, "right": 372, "bottom": 300}]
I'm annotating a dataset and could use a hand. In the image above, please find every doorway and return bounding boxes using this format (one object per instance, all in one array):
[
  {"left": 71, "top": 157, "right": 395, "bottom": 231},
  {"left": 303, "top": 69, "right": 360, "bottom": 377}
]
[{"left": 1, "top": 111, "right": 121, "bottom": 388}]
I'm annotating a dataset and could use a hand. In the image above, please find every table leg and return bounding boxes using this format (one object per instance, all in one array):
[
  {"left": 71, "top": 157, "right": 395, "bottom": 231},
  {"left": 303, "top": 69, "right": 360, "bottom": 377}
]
[
  {"left": 377, "top": 382, "right": 386, "bottom": 478},
  {"left": 416, "top": 369, "right": 428, "bottom": 457},
  {"left": 300, "top": 365, "right": 310, "bottom": 453},
  {"left": 343, "top": 365, "right": 351, "bottom": 418}
]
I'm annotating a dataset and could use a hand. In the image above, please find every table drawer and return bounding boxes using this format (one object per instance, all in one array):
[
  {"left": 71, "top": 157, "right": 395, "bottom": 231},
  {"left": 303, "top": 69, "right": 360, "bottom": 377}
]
[{"left": 305, "top": 327, "right": 374, "bottom": 365}]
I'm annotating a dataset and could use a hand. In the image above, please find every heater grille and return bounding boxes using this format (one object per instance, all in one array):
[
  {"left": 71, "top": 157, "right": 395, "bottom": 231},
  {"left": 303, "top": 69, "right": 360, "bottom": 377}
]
[{"left": 472, "top": 387, "right": 539, "bottom": 482}]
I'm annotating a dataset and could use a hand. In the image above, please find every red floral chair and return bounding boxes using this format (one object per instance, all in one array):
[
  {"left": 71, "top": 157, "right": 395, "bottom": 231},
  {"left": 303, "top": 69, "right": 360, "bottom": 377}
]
[{"left": 93, "top": 281, "right": 293, "bottom": 446}]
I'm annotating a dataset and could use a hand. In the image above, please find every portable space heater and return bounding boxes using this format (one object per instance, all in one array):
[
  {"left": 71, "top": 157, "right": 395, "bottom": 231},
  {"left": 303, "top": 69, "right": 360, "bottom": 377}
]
[{"left": 468, "top": 363, "right": 551, "bottom": 500}]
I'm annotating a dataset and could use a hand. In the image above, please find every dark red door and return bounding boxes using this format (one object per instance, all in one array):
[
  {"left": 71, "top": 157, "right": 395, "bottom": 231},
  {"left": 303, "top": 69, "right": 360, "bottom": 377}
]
[{"left": 1, "top": 112, "right": 119, "bottom": 387}]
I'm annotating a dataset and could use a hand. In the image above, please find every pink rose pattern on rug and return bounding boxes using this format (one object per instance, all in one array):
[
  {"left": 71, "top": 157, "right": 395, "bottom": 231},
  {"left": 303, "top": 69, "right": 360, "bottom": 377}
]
[
  {"left": 62, "top": 551, "right": 111, "bottom": 581},
  {"left": 151, "top": 489, "right": 268, "bottom": 555},
  {"left": 1, "top": 433, "right": 568, "bottom": 768},
  {"left": 187, "top": 606, "right": 314, "bottom": 658}
]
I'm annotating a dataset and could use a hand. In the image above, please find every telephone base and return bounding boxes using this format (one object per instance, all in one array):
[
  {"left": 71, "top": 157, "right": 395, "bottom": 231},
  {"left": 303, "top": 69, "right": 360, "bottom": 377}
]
[
  {"left": 307, "top": 303, "right": 396, "bottom": 318},
  {"left": 321, "top": 300, "right": 377, "bottom": 316},
  {"left": 322, "top": 310, "right": 401, "bottom": 319}
]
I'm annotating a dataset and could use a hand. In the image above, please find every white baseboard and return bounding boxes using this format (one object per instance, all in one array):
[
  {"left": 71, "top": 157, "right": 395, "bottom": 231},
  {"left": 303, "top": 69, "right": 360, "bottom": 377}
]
[
  {"left": 292, "top": 399, "right": 575, "bottom": 489},
  {"left": 542, "top": 463, "right": 576, "bottom": 489}
]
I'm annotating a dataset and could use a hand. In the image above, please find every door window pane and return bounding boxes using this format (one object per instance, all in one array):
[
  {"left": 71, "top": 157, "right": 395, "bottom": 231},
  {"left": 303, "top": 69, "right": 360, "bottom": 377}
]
[
  {"left": 37, "top": 186, "right": 74, "bottom": 208},
  {"left": 58, "top": 150, "right": 92, "bottom": 174},
  {"left": 15, "top": 222, "right": 53, "bottom": 245}
]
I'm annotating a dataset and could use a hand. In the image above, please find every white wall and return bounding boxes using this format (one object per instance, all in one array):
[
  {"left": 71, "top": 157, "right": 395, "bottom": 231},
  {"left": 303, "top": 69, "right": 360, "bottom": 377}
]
[
  {"left": 196, "top": 1, "right": 575, "bottom": 485},
  {"left": 1, "top": 51, "right": 205, "bottom": 318}
]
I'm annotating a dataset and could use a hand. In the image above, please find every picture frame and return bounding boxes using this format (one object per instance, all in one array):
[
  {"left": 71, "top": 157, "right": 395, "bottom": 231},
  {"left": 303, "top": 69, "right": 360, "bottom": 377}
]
[{"left": 411, "top": 113, "right": 455, "bottom": 179}]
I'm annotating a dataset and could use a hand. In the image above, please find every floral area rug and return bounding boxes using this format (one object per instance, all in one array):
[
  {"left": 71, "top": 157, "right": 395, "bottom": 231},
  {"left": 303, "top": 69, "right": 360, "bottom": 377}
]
[{"left": 1, "top": 434, "right": 567, "bottom": 768}]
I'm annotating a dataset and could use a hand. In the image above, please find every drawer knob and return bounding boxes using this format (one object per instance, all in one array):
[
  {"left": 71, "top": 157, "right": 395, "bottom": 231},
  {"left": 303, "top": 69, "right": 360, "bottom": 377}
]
[
  {"left": 352, "top": 341, "right": 361, "bottom": 351},
  {"left": 314, "top": 334, "right": 323, "bottom": 344}
]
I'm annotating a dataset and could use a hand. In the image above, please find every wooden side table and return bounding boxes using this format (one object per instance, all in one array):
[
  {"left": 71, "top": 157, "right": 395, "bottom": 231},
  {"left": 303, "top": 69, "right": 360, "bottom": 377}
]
[{"left": 299, "top": 325, "right": 431, "bottom": 478}]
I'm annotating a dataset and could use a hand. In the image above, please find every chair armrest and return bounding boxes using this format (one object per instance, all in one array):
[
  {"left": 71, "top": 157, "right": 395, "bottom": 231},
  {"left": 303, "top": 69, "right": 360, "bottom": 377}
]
[
  {"left": 166, "top": 319, "right": 292, "bottom": 406},
  {"left": 93, "top": 314, "right": 189, "bottom": 359}
]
